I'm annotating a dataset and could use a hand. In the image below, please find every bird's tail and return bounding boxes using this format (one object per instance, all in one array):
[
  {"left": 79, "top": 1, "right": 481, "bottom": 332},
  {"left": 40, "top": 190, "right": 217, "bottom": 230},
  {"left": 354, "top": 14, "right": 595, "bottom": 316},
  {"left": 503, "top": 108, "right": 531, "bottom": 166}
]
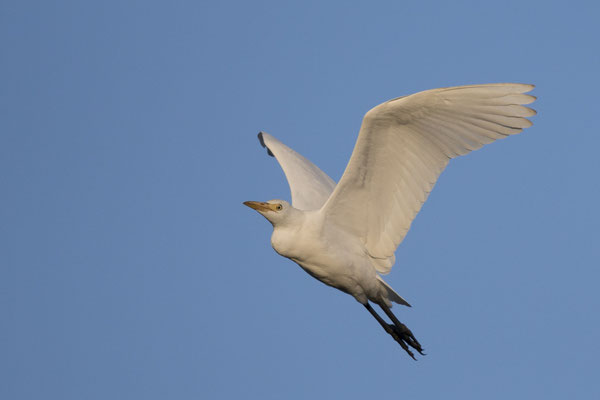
[{"left": 377, "top": 275, "right": 411, "bottom": 307}]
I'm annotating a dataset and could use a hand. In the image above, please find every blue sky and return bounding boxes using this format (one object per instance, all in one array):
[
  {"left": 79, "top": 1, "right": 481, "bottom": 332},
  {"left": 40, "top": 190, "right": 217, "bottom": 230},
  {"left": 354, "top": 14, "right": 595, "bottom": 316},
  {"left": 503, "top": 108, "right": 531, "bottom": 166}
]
[{"left": 2, "top": 1, "right": 599, "bottom": 399}]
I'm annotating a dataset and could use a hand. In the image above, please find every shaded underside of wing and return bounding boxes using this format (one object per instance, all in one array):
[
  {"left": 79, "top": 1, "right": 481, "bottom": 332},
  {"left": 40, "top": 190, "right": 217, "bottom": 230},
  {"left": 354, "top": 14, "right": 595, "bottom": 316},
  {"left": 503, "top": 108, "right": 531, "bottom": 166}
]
[
  {"left": 320, "top": 84, "right": 536, "bottom": 274},
  {"left": 258, "top": 132, "right": 336, "bottom": 211}
]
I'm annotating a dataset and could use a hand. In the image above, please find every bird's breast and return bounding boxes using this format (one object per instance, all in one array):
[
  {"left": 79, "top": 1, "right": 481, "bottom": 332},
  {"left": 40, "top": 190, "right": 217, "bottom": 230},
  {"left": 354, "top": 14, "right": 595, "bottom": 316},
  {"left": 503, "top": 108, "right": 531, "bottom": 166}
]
[
  {"left": 271, "top": 227, "right": 308, "bottom": 261},
  {"left": 270, "top": 218, "right": 328, "bottom": 261}
]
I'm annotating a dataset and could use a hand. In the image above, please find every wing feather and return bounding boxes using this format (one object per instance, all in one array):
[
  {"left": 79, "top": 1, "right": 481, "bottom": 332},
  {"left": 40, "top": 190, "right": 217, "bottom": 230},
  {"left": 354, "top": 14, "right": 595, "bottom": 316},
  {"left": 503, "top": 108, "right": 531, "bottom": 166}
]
[
  {"left": 320, "top": 83, "right": 536, "bottom": 274},
  {"left": 257, "top": 132, "right": 336, "bottom": 210}
]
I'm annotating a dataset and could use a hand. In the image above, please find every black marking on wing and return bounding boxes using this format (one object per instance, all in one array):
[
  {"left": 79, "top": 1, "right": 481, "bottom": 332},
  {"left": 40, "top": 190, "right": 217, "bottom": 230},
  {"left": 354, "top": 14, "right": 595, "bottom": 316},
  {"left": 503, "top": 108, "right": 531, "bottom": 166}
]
[{"left": 257, "top": 131, "right": 274, "bottom": 157}]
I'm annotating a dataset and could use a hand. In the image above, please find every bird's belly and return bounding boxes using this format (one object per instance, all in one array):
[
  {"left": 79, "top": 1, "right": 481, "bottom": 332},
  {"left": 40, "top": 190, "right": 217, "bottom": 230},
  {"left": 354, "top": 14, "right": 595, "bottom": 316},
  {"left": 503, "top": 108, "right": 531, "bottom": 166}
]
[
  {"left": 294, "top": 258, "right": 380, "bottom": 304},
  {"left": 273, "top": 233, "right": 344, "bottom": 282},
  {"left": 294, "top": 259, "right": 344, "bottom": 286},
  {"left": 271, "top": 226, "right": 380, "bottom": 302}
]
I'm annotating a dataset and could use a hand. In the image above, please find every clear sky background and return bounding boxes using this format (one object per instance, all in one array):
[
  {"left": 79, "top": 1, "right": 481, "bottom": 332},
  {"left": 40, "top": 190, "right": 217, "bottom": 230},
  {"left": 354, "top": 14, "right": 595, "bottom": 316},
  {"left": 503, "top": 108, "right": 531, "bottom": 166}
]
[{"left": 2, "top": 1, "right": 599, "bottom": 399}]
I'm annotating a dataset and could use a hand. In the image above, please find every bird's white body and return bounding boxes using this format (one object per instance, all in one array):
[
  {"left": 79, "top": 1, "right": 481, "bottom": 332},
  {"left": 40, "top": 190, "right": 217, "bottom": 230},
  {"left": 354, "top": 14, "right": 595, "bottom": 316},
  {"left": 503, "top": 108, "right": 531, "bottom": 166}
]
[
  {"left": 244, "top": 83, "right": 536, "bottom": 357},
  {"left": 270, "top": 208, "right": 387, "bottom": 305}
]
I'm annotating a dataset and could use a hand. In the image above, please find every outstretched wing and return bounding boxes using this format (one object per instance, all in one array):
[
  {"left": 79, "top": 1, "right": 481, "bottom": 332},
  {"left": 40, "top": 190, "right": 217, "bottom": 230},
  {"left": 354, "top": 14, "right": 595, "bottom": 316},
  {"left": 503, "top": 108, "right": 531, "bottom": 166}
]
[
  {"left": 258, "top": 132, "right": 336, "bottom": 211},
  {"left": 320, "top": 83, "right": 536, "bottom": 274}
]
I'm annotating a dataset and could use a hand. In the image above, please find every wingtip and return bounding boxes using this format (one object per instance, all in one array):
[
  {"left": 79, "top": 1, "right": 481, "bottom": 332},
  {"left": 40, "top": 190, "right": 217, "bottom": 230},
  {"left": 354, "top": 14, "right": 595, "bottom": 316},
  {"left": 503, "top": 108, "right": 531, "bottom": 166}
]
[
  {"left": 257, "top": 131, "right": 266, "bottom": 147},
  {"left": 257, "top": 131, "right": 274, "bottom": 157},
  {"left": 498, "top": 82, "right": 535, "bottom": 93},
  {"left": 519, "top": 83, "right": 535, "bottom": 94}
]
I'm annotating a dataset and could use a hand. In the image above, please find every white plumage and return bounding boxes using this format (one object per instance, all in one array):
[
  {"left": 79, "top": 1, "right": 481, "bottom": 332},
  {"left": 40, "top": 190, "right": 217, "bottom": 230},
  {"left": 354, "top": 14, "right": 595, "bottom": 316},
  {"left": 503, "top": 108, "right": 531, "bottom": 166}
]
[{"left": 245, "top": 83, "right": 536, "bottom": 359}]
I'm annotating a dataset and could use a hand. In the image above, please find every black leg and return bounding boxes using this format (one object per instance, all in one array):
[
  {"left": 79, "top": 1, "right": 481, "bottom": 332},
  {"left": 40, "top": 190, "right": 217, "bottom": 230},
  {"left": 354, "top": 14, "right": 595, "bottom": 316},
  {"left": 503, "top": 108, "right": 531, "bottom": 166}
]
[
  {"left": 379, "top": 302, "right": 425, "bottom": 356},
  {"left": 364, "top": 303, "right": 422, "bottom": 360}
]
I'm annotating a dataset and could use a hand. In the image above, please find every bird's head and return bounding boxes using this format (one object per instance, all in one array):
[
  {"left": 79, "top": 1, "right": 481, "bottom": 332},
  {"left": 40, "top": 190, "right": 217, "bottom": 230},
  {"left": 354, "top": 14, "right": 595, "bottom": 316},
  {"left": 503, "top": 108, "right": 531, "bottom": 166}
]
[{"left": 243, "top": 199, "right": 294, "bottom": 226}]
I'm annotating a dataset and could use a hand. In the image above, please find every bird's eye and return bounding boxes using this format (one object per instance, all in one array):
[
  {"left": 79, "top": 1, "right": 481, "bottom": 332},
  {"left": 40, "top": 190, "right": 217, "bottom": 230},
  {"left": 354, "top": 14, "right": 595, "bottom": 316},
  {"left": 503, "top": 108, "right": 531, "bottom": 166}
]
[{"left": 276, "top": 204, "right": 283, "bottom": 211}]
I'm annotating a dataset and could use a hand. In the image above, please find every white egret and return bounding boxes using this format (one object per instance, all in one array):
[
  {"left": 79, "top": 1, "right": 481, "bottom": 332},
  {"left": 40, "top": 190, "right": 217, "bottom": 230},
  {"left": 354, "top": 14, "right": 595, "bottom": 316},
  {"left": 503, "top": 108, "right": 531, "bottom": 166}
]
[{"left": 244, "top": 83, "right": 536, "bottom": 359}]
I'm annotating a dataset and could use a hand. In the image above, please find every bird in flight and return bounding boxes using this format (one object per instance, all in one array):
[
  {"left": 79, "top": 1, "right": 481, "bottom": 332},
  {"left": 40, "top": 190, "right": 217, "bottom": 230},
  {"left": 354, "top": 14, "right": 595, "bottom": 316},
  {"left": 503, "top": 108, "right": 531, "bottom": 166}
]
[{"left": 244, "top": 83, "right": 536, "bottom": 359}]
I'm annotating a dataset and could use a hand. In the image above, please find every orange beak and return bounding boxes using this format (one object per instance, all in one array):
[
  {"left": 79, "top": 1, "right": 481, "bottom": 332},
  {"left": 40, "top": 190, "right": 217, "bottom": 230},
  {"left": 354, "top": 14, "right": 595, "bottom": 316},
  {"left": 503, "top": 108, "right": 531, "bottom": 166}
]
[{"left": 243, "top": 201, "right": 278, "bottom": 212}]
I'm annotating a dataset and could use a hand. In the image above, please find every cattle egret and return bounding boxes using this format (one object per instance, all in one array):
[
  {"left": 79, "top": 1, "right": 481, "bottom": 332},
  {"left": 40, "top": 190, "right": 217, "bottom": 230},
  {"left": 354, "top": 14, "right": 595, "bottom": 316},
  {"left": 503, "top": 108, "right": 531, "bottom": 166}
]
[{"left": 244, "top": 83, "right": 536, "bottom": 359}]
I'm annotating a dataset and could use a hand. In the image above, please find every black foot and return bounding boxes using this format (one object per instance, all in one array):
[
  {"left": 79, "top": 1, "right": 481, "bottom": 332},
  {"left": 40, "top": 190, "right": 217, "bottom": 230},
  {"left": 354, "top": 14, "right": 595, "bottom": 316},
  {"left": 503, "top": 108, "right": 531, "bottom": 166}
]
[
  {"left": 386, "top": 323, "right": 425, "bottom": 360},
  {"left": 363, "top": 303, "right": 425, "bottom": 360}
]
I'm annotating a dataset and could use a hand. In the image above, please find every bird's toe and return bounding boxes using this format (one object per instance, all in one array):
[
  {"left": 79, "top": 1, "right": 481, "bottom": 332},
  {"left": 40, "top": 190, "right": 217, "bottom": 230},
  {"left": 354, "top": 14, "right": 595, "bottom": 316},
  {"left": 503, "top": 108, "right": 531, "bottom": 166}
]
[{"left": 388, "top": 323, "right": 425, "bottom": 358}]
